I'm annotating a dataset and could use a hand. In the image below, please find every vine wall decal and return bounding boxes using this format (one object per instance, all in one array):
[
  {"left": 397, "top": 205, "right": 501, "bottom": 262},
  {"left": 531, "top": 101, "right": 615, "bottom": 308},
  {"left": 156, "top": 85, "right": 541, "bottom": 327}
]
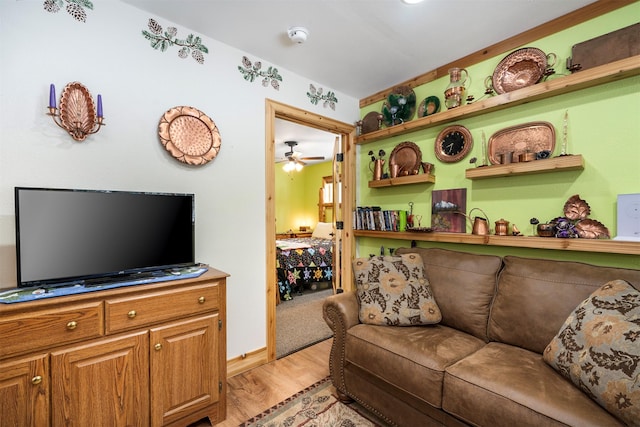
[
  {"left": 307, "top": 84, "right": 338, "bottom": 110},
  {"left": 142, "top": 19, "right": 209, "bottom": 64},
  {"left": 44, "top": 0, "right": 94, "bottom": 22},
  {"left": 238, "top": 56, "right": 282, "bottom": 90}
]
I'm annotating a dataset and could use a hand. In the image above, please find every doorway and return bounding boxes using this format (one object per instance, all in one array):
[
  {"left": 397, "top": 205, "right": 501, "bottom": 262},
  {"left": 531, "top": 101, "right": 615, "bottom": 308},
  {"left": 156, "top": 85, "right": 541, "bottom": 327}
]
[{"left": 265, "top": 99, "right": 355, "bottom": 362}]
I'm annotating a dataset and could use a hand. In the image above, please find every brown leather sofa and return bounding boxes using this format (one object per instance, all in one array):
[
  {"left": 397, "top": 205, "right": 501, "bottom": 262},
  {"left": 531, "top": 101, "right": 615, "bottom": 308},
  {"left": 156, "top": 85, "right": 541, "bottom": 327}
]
[{"left": 323, "top": 247, "right": 640, "bottom": 426}]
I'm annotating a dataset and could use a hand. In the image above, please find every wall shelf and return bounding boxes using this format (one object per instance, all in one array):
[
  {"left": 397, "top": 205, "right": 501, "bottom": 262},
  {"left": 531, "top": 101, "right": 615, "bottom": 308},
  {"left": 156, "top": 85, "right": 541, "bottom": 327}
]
[
  {"left": 354, "top": 230, "right": 640, "bottom": 255},
  {"left": 465, "top": 155, "right": 584, "bottom": 179},
  {"left": 355, "top": 55, "right": 640, "bottom": 145},
  {"left": 369, "top": 173, "right": 435, "bottom": 188}
]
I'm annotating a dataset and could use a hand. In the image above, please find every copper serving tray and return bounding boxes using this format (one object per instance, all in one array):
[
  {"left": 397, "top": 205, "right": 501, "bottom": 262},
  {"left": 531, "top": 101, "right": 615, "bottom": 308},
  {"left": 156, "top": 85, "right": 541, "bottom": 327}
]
[
  {"left": 488, "top": 121, "right": 555, "bottom": 165},
  {"left": 361, "top": 111, "right": 381, "bottom": 134},
  {"left": 389, "top": 141, "right": 422, "bottom": 175},
  {"left": 492, "top": 47, "right": 548, "bottom": 94}
]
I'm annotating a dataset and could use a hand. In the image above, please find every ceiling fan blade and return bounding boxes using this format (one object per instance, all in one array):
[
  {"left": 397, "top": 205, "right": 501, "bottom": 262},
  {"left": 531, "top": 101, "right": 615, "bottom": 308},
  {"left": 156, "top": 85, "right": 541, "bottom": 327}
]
[
  {"left": 299, "top": 156, "right": 325, "bottom": 161},
  {"left": 295, "top": 158, "right": 307, "bottom": 166}
]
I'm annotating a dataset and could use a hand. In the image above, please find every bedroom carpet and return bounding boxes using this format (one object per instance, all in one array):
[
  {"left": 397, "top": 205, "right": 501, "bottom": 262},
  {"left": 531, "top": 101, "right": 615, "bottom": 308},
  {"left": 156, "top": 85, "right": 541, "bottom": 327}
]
[{"left": 276, "top": 286, "right": 334, "bottom": 359}]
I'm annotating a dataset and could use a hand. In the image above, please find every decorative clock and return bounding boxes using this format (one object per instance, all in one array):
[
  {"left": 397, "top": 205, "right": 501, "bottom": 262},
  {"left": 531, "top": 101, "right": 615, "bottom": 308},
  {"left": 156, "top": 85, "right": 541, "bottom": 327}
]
[{"left": 434, "top": 125, "right": 473, "bottom": 163}]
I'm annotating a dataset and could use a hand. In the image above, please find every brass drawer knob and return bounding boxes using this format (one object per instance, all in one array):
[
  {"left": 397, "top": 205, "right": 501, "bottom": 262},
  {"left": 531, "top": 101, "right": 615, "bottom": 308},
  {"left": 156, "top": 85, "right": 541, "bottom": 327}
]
[
  {"left": 128, "top": 310, "right": 137, "bottom": 319},
  {"left": 198, "top": 296, "right": 206, "bottom": 304},
  {"left": 154, "top": 343, "right": 162, "bottom": 351},
  {"left": 66, "top": 321, "right": 77, "bottom": 330},
  {"left": 31, "top": 375, "right": 43, "bottom": 385}
]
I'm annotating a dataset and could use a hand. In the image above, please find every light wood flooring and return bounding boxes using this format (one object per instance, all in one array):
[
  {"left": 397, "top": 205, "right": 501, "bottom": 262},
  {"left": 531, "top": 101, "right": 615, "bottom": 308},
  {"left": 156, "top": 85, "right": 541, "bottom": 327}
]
[{"left": 190, "top": 338, "right": 332, "bottom": 426}]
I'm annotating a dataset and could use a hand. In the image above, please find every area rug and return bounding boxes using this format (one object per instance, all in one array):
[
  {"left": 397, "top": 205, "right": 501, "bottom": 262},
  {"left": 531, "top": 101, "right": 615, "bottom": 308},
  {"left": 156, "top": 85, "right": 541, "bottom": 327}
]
[
  {"left": 276, "top": 287, "right": 334, "bottom": 358},
  {"left": 240, "top": 377, "right": 389, "bottom": 427}
]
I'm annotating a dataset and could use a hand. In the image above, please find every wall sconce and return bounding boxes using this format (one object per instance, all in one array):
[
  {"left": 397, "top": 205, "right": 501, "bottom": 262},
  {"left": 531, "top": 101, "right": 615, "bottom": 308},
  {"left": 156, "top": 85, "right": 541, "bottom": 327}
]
[{"left": 47, "top": 82, "right": 105, "bottom": 142}]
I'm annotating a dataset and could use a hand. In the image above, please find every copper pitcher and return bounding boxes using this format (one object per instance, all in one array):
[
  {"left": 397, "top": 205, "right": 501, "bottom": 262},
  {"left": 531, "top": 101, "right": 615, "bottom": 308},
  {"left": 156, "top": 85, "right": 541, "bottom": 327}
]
[
  {"left": 370, "top": 159, "right": 384, "bottom": 180},
  {"left": 456, "top": 208, "right": 490, "bottom": 235}
]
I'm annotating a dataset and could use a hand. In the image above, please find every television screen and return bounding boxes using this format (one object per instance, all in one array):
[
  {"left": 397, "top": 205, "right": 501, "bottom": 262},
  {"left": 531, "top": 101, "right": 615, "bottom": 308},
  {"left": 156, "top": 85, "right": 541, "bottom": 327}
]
[{"left": 15, "top": 187, "right": 195, "bottom": 288}]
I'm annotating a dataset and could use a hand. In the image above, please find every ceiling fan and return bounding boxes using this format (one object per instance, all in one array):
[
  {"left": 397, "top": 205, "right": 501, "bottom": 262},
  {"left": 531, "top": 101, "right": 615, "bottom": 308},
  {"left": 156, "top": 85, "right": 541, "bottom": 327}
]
[{"left": 276, "top": 141, "right": 325, "bottom": 170}]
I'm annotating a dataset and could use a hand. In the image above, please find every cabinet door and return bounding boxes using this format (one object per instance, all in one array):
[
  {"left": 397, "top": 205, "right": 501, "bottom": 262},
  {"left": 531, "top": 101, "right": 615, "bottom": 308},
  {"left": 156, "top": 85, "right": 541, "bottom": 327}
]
[
  {"left": 150, "top": 314, "right": 219, "bottom": 427},
  {"left": 0, "top": 354, "right": 49, "bottom": 427},
  {"left": 51, "top": 331, "right": 149, "bottom": 427}
]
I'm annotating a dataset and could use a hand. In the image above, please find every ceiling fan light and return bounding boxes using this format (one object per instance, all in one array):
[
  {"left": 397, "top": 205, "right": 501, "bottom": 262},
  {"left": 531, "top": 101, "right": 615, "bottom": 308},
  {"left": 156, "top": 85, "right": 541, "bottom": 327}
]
[
  {"left": 295, "top": 163, "right": 303, "bottom": 171},
  {"left": 282, "top": 162, "right": 294, "bottom": 172}
]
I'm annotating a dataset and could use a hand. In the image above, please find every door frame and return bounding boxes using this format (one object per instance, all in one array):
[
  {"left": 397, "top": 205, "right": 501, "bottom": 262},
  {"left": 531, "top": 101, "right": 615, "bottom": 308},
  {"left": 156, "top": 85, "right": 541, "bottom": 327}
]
[{"left": 265, "top": 99, "right": 355, "bottom": 361}]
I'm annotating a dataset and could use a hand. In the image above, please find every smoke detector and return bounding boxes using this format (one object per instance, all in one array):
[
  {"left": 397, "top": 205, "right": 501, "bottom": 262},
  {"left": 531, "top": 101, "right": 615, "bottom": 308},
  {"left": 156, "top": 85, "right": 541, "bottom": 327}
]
[{"left": 287, "top": 27, "right": 309, "bottom": 44}]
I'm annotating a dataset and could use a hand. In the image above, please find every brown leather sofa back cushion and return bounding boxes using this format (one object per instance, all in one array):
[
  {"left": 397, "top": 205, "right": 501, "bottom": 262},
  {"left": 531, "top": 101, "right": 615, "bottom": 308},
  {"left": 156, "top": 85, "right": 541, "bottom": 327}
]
[
  {"left": 395, "top": 247, "right": 502, "bottom": 341},
  {"left": 488, "top": 255, "right": 640, "bottom": 354}
]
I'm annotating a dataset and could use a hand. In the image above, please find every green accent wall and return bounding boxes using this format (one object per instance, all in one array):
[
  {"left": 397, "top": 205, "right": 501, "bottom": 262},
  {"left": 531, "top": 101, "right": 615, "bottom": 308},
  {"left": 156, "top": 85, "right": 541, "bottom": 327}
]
[
  {"left": 275, "top": 161, "right": 332, "bottom": 233},
  {"left": 357, "top": 3, "right": 640, "bottom": 269}
]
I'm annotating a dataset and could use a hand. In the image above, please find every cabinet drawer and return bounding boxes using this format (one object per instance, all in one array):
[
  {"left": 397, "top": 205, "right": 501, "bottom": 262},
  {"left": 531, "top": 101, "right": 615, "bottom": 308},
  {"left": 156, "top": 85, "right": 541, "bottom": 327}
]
[
  {"left": 105, "top": 282, "right": 221, "bottom": 334},
  {"left": 0, "top": 302, "right": 103, "bottom": 359}
]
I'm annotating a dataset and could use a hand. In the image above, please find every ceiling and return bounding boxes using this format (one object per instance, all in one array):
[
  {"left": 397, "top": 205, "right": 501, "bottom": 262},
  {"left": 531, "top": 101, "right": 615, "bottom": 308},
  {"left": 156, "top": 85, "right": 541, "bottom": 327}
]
[{"left": 120, "top": 0, "right": 596, "bottom": 164}]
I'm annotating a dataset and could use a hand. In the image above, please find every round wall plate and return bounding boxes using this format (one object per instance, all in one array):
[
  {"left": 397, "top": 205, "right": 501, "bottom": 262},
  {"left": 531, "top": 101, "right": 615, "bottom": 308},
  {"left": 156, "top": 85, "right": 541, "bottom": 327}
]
[
  {"left": 434, "top": 125, "right": 473, "bottom": 163},
  {"left": 158, "top": 106, "right": 221, "bottom": 166}
]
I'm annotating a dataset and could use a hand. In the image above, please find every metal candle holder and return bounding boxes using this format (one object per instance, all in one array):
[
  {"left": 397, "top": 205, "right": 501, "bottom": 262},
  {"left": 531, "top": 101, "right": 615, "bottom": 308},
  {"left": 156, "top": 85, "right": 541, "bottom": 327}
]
[{"left": 47, "top": 82, "right": 105, "bottom": 141}]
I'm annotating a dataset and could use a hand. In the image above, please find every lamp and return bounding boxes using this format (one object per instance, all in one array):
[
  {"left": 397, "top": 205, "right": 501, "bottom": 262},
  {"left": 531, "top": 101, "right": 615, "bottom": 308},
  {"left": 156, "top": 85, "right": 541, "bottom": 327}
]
[
  {"left": 48, "top": 82, "right": 105, "bottom": 142},
  {"left": 282, "top": 160, "right": 303, "bottom": 172}
]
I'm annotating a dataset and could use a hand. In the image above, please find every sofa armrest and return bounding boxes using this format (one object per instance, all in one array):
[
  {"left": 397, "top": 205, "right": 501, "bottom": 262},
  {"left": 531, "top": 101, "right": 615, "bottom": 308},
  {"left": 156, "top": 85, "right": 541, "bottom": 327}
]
[{"left": 323, "top": 291, "right": 360, "bottom": 394}]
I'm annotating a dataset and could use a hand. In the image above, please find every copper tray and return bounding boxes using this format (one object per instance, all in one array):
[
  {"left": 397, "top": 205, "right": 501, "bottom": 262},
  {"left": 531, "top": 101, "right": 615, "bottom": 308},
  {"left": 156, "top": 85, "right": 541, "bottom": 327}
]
[
  {"left": 389, "top": 141, "right": 422, "bottom": 175},
  {"left": 492, "top": 47, "right": 548, "bottom": 94},
  {"left": 158, "top": 106, "right": 222, "bottom": 165},
  {"left": 488, "top": 121, "right": 555, "bottom": 165},
  {"left": 361, "top": 111, "right": 381, "bottom": 134}
]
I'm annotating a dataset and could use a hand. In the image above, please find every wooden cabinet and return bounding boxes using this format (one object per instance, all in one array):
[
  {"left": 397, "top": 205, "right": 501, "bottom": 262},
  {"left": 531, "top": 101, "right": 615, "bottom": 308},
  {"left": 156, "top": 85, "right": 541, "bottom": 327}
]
[
  {"left": 0, "top": 268, "right": 228, "bottom": 427},
  {"left": 0, "top": 354, "right": 49, "bottom": 427}
]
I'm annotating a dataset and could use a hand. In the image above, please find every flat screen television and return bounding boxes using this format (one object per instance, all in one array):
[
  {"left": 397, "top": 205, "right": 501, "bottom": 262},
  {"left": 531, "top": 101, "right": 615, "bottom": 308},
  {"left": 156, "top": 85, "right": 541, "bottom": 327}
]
[{"left": 15, "top": 187, "right": 196, "bottom": 288}]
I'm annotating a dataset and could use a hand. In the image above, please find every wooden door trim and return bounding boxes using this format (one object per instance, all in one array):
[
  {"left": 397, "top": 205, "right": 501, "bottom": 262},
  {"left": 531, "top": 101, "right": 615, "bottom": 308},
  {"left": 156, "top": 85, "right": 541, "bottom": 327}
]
[{"left": 265, "top": 99, "right": 355, "bottom": 362}]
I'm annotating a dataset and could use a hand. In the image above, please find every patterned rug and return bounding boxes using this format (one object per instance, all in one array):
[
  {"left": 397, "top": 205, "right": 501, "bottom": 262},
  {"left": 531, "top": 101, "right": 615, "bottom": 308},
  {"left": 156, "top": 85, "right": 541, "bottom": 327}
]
[{"left": 240, "top": 377, "right": 390, "bottom": 426}]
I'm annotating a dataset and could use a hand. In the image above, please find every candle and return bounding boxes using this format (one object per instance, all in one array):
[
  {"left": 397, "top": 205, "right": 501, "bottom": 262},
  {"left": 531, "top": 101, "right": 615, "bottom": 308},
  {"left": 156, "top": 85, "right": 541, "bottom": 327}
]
[
  {"left": 49, "top": 84, "right": 56, "bottom": 109},
  {"left": 97, "top": 94, "right": 103, "bottom": 118}
]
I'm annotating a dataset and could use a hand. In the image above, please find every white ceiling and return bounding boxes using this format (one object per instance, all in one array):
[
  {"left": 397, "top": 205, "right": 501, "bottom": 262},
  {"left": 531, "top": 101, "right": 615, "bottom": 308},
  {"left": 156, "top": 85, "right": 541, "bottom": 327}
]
[{"left": 120, "top": 0, "right": 597, "bottom": 164}]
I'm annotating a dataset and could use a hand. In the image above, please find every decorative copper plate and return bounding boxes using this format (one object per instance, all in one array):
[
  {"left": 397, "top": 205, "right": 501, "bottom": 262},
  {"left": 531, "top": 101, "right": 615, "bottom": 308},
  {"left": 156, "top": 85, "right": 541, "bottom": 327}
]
[
  {"left": 389, "top": 141, "right": 422, "bottom": 175},
  {"left": 492, "top": 47, "right": 548, "bottom": 94},
  {"left": 158, "top": 106, "right": 221, "bottom": 165},
  {"left": 488, "top": 121, "right": 555, "bottom": 165},
  {"left": 59, "top": 82, "right": 96, "bottom": 142},
  {"left": 361, "top": 111, "right": 382, "bottom": 134}
]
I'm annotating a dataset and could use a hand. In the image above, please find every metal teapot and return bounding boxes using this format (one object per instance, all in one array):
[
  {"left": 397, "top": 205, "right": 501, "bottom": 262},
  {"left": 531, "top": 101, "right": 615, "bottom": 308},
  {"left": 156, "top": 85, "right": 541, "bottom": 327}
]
[{"left": 456, "top": 208, "right": 490, "bottom": 235}]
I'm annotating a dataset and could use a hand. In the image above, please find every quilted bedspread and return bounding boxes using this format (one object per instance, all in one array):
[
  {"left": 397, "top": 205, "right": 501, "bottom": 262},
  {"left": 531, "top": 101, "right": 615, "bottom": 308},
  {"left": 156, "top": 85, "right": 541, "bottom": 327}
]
[{"left": 276, "top": 237, "right": 333, "bottom": 300}]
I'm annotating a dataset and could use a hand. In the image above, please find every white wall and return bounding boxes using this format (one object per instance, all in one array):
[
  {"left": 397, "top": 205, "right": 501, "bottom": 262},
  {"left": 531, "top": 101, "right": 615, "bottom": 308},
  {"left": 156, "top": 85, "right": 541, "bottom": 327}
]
[{"left": 0, "top": 0, "right": 358, "bottom": 359}]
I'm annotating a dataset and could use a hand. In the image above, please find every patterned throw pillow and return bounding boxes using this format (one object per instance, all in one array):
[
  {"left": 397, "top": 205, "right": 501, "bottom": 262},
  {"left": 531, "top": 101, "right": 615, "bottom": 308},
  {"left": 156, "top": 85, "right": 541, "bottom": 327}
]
[
  {"left": 352, "top": 254, "right": 441, "bottom": 326},
  {"left": 543, "top": 279, "right": 640, "bottom": 426}
]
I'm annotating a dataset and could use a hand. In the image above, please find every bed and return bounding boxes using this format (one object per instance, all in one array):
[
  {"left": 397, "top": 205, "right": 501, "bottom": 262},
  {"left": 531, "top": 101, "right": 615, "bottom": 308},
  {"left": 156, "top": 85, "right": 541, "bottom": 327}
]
[{"left": 276, "top": 223, "right": 334, "bottom": 301}]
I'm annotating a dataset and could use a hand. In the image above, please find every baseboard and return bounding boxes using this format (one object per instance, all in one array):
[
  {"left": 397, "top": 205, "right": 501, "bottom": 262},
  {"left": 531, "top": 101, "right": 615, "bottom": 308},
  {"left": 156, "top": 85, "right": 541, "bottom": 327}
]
[{"left": 227, "top": 346, "right": 269, "bottom": 377}]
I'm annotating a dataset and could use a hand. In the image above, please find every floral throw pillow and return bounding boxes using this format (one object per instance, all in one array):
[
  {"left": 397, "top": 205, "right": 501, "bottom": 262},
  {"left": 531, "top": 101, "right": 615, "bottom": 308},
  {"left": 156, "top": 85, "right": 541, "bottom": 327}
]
[
  {"left": 543, "top": 279, "right": 640, "bottom": 426},
  {"left": 352, "top": 254, "right": 441, "bottom": 326}
]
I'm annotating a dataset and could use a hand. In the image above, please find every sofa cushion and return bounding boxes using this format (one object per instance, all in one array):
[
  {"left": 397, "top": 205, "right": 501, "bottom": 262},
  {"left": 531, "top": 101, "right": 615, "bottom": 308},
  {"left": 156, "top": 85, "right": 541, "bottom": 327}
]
[
  {"left": 346, "top": 323, "right": 486, "bottom": 408},
  {"left": 352, "top": 254, "right": 441, "bottom": 326},
  {"left": 543, "top": 279, "right": 640, "bottom": 427},
  {"left": 488, "top": 256, "right": 640, "bottom": 354},
  {"left": 443, "top": 342, "right": 624, "bottom": 427},
  {"left": 395, "top": 247, "right": 502, "bottom": 340}
]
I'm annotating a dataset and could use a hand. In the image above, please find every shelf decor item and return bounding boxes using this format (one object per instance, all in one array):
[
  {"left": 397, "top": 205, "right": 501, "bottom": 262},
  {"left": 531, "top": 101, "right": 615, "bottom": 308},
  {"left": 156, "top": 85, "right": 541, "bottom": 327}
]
[
  {"left": 47, "top": 82, "right": 104, "bottom": 142},
  {"left": 431, "top": 188, "right": 467, "bottom": 233},
  {"left": 487, "top": 121, "right": 555, "bottom": 165},
  {"left": 389, "top": 141, "right": 422, "bottom": 177},
  {"left": 358, "top": 111, "right": 384, "bottom": 135},
  {"left": 417, "top": 96, "right": 441, "bottom": 117},
  {"left": 492, "top": 47, "right": 556, "bottom": 94},
  {"left": 444, "top": 68, "right": 469, "bottom": 109},
  {"left": 158, "top": 106, "right": 222, "bottom": 166},
  {"left": 434, "top": 125, "right": 473, "bottom": 163},
  {"left": 381, "top": 86, "right": 416, "bottom": 126}
]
